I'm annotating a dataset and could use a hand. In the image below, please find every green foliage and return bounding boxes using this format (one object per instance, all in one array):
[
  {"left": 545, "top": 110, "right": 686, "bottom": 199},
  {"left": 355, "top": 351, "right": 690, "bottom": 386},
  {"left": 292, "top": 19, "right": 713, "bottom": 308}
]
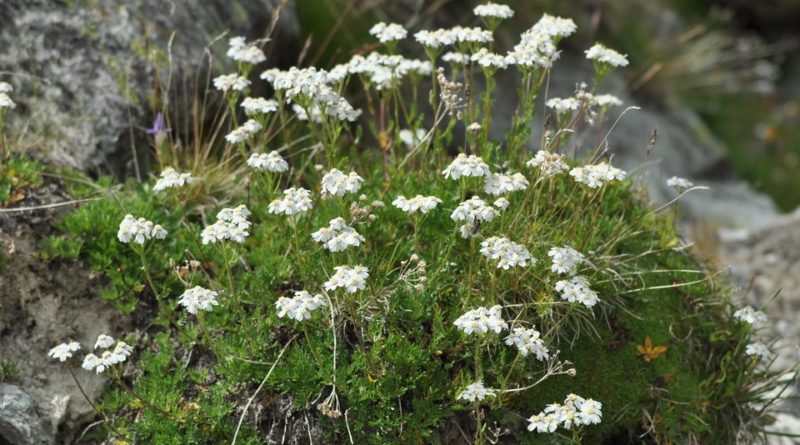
[
  {"left": 1, "top": 360, "right": 20, "bottom": 382},
  {"left": 0, "top": 155, "right": 43, "bottom": 205}
]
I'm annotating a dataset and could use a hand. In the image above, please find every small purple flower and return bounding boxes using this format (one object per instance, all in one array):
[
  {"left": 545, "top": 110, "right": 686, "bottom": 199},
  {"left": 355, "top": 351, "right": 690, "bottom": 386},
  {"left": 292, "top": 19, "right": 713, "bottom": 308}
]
[{"left": 146, "top": 112, "right": 171, "bottom": 136}]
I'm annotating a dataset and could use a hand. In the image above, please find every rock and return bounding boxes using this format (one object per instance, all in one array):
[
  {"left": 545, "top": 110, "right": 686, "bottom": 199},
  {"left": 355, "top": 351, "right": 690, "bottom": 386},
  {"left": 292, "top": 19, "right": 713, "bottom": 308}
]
[
  {"left": 0, "top": 384, "right": 52, "bottom": 445},
  {"left": 0, "top": 0, "right": 298, "bottom": 176},
  {"left": 0, "top": 177, "right": 124, "bottom": 444}
]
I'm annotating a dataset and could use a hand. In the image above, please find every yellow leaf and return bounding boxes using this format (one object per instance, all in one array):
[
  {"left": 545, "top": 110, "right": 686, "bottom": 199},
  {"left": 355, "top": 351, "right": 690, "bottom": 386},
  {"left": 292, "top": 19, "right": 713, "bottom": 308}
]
[{"left": 636, "top": 336, "right": 667, "bottom": 362}]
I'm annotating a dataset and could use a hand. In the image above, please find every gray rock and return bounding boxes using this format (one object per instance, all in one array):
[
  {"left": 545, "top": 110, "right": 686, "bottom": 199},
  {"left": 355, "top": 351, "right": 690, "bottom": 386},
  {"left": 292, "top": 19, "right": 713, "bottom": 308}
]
[
  {"left": 0, "top": 0, "right": 298, "bottom": 175},
  {"left": 0, "top": 384, "right": 51, "bottom": 445}
]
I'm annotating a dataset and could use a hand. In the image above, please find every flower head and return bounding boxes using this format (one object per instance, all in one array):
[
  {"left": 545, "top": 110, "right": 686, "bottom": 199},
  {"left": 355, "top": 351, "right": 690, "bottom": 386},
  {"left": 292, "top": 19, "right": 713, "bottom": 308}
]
[
  {"left": 312, "top": 218, "right": 365, "bottom": 252},
  {"left": 118, "top": 214, "right": 167, "bottom": 244},
  {"left": 745, "top": 342, "right": 771, "bottom": 359},
  {"left": 369, "top": 22, "right": 408, "bottom": 43},
  {"left": 153, "top": 167, "right": 194, "bottom": 192},
  {"left": 323, "top": 265, "right": 369, "bottom": 293},
  {"left": 0, "top": 93, "right": 16, "bottom": 110},
  {"left": 275, "top": 290, "right": 327, "bottom": 321},
  {"left": 94, "top": 334, "right": 115, "bottom": 350},
  {"left": 505, "top": 327, "right": 549, "bottom": 360},
  {"left": 213, "top": 73, "right": 251, "bottom": 92},
  {"left": 442, "top": 153, "right": 490, "bottom": 180},
  {"left": 480, "top": 236, "right": 534, "bottom": 269},
  {"left": 178, "top": 286, "right": 220, "bottom": 314},
  {"left": 666, "top": 176, "right": 693, "bottom": 189},
  {"left": 241, "top": 97, "right": 279, "bottom": 115},
  {"left": 392, "top": 195, "right": 442, "bottom": 215},
  {"left": 247, "top": 151, "right": 288, "bottom": 173},
  {"left": 227, "top": 36, "right": 266, "bottom": 65},
  {"left": 48, "top": 341, "right": 81, "bottom": 362},
  {"left": 269, "top": 187, "right": 314, "bottom": 216},
  {"left": 569, "top": 162, "right": 626, "bottom": 188},
  {"left": 483, "top": 172, "right": 529, "bottom": 196},
  {"left": 734, "top": 306, "right": 767, "bottom": 325},
  {"left": 454, "top": 305, "right": 508, "bottom": 335},
  {"left": 555, "top": 276, "right": 599, "bottom": 308},
  {"left": 321, "top": 169, "right": 363, "bottom": 199},
  {"left": 548, "top": 246, "right": 585, "bottom": 276},
  {"left": 201, "top": 205, "right": 251, "bottom": 245},
  {"left": 585, "top": 43, "right": 629, "bottom": 67},
  {"left": 474, "top": 3, "right": 514, "bottom": 19},
  {"left": 527, "top": 151, "right": 568, "bottom": 177},
  {"left": 457, "top": 382, "right": 497, "bottom": 402}
]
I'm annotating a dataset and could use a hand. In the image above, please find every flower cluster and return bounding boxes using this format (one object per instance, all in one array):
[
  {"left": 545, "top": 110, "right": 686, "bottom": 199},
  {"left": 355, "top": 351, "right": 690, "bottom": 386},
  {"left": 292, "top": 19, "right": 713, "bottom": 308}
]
[
  {"left": 312, "top": 217, "right": 365, "bottom": 252},
  {"left": 480, "top": 236, "right": 534, "bottom": 269},
  {"left": 505, "top": 327, "right": 549, "bottom": 360},
  {"left": 225, "top": 119, "right": 262, "bottom": 144},
  {"left": 241, "top": 97, "right": 278, "bottom": 115},
  {"left": 733, "top": 306, "right": 767, "bottom": 325},
  {"left": 555, "top": 276, "right": 599, "bottom": 308},
  {"left": 369, "top": 22, "right": 408, "bottom": 43},
  {"left": 457, "top": 382, "right": 497, "bottom": 402},
  {"left": 275, "top": 290, "right": 327, "bottom": 321},
  {"left": 548, "top": 246, "right": 585, "bottom": 276},
  {"left": 82, "top": 336, "right": 133, "bottom": 374},
  {"left": 48, "top": 341, "right": 81, "bottom": 362},
  {"left": 117, "top": 214, "right": 167, "bottom": 244},
  {"left": 213, "top": 73, "right": 251, "bottom": 93},
  {"left": 474, "top": 2, "right": 514, "bottom": 19},
  {"left": 527, "top": 151, "right": 569, "bottom": 178},
  {"left": 506, "top": 14, "right": 576, "bottom": 69},
  {"left": 227, "top": 36, "right": 266, "bottom": 65},
  {"left": 269, "top": 187, "right": 313, "bottom": 215},
  {"left": 323, "top": 265, "right": 369, "bottom": 293},
  {"left": 247, "top": 151, "right": 288, "bottom": 173},
  {"left": 569, "top": 162, "right": 626, "bottom": 188},
  {"left": 0, "top": 81, "right": 14, "bottom": 110},
  {"left": 585, "top": 43, "right": 629, "bottom": 67},
  {"left": 443, "top": 154, "right": 491, "bottom": 180},
  {"left": 666, "top": 176, "right": 693, "bottom": 189},
  {"left": 398, "top": 128, "right": 428, "bottom": 148},
  {"left": 545, "top": 97, "right": 579, "bottom": 115},
  {"left": 528, "top": 394, "right": 602, "bottom": 433},
  {"left": 321, "top": 169, "right": 363, "bottom": 198},
  {"left": 745, "top": 342, "right": 771, "bottom": 359},
  {"left": 451, "top": 196, "right": 500, "bottom": 238},
  {"left": 392, "top": 195, "right": 442, "bottom": 215},
  {"left": 484, "top": 172, "right": 529, "bottom": 196},
  {"left": 454, "top": 305, "right": 508, "bottom": 335},
  {"left": 153, "top": 167, "right": 194, "bottom": 192},
  {"left": 178, "top": 286, "right": 220, "bottom": 315},
  {"left": 201, "top": 205, "right": 251, "bottom": 244},
  {"left": 471, "top": 48, "right": 509, "bottom": 70}
]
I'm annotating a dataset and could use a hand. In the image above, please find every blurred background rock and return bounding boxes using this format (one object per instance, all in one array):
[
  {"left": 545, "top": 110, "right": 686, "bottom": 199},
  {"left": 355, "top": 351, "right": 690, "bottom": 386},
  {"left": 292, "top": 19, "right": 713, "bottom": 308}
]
[{"left": 1, "top": 0, "right": 799, "bottom": 443}]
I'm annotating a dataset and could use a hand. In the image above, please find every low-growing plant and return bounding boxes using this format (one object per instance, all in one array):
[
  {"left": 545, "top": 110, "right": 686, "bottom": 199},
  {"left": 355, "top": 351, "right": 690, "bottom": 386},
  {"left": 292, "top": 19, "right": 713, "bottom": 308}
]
[{"left": 28, "top": 3, "right": 796, "bottom": 444}]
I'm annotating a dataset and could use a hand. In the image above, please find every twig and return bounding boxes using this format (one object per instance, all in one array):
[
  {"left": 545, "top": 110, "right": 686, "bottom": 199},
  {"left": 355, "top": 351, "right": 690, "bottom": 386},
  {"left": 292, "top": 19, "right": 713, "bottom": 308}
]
[
  {"left": 231, "top": 337, "right": 296, "bottom": 445},
  {"left": 0, "top": 197, "right": 100, "bottom": 213}
]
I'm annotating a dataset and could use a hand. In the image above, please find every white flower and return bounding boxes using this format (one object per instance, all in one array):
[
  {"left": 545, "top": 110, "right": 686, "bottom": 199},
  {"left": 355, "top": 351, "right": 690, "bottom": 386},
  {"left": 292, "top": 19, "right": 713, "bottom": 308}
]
[
  {"left": 467, "top": 122, "right": 482, "bottom": 132},
  {"left": 450, "top": 26, "right": 494, "bottom": 44},
  {"left": 505, "top": 327, "right": 549, "bottom": 360},
  {"left": 94, "top": 334, "right": 115, "bottom": 350},
  {"left": 178, "top": 286, "right": 220, "bottom": 314},
  {"left": 241, "top": 97, "right": 279, "bottom": 115},
  {"left": 213, "top": 73, "right": 251, "bottom": 92},
  {"left": 527, "top": 151, "right": 569, "bottom": 178},
  {"left": 321, "top": 169, "right": 363, "bottom": 198},
  {"left": 269, "top": 187, "right": 313, "bottom": 216},
  {"left": 81, "top": 353, "right": 104, "bottom": 373},
  {"left": 546, "top": 97, "right": 580, "bottom": 114},
  {"left": 569, "top": 162, "right": 626, "bottom": 188},
  {"left": 734, "top": 307, "right": 767, "bottom": 325},
  {"left": 312, "top": 218, "right": 365, "bottom": 253},
  {"left": 530, "top": 14, "right": 577, "bottom": 39},
  {"left": 292, "top": 103, "right": 322, "bottom": 123},
  {"left": 323, "top": 265, "right": 369, "bottom": 293},
  {"left": 0, "top": 82, "right": 12, "bottom": 93},
  {"left": 480, "top": 236, "right": 534, "bottom": 269},
  {"left": 585, "top": 43, "right": 629, "bottom": 67},
  {"left": 272, "top": 66, "right": 331, "bottom": 101},
  {"left": 398, "top": 128, "right": 428, "bottom": 148},
  {"left": 117, "top": 214, "right": 167, "bottom": 244},
  {"left": 484, "top": 172, "right": 529, "bottom": 196},
  {"left": 201, "top": 205, "right": 251, "bottom": 245},
  {"left": 577, "top": 399, "right": 602, "bottom": 425},
  {"left": 414, "top": 29, "right": 457, "bottom": 48},
  {"left": 471, "top": 48, "right": 508, "bottom": 69},
  {"left": 745, "top": 342, "right": 771, "bottom": 359},
  {"left": 548, "top": 246, "right": 585, "bottom": 276},
  {"left": 457, "top": 382, "right": 497, "bottom": 402},
  {"left": 454, "top": 305, "right": 508, "bottom": 335},
  {"left": 442, "top": 52, "right": 470, "bottom": 64},
  {"left": 153, "top": 167, "right": 194, "bottom": 192},
  {"left": 451, "top": 196, "right": 500, "bottom": 228},
  {"left": 392, "top": 195, "right": 443, "bottom": 215},
  {"left": 474, "top": 2, "right": 514, "bottom": 19},
  {"left": 442, "top": 153, "right": 490, "bottom": 179},
  {"left": 225, "top": 119, "right": 262, "bottom": 144},
  {"left": 493, "top": 197, "right": 510, "bottom": 211},
  {"left": 593, "top": 94, "right": 623, "bottom": 107},
  {"left": 555, "top": 275, "right": 599, "bottom": 308},
  {"left": 0, "top": 93, "right": 15, "bottom": 110},
  {"left": 527, "top": 412, "right": 560, "bottom": 433},
  {"left": 82, "top": 341, "right": 132, "bottom": 374},
  {"left": 247, "top": 151, "right": 288, "bottom": 173},
  {"left": 275, "top": 290, "right": 327, "bottom": 321},
  {"left": 666, "top": 176, "right": 693, "bottom": 189},
  {"left": 48, "top": 341, "right": 81, "bottom": 362},
  {"left": 227, "top": 36, "right": 266, "bottom": 65},
  {"left": 369, "top": 22, "right": 408, "bottom": 43}
]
